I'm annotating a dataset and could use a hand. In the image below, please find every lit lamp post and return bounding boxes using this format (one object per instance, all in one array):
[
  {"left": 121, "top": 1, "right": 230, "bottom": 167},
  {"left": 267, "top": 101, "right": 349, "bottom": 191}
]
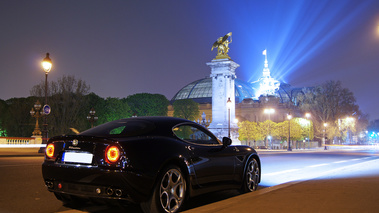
[
  {"left": 264, "top": 108, "right": 275, "bottom": 149},
  {"left": 30, "top": 100, "right": 42, "bottom": 137},
  {"left": 305, "top": 113, "right": 311, "bottom": 149},
  {"left": 41, "top": 53, "right": 52, "bottom": 145},
  {"left": 197, "top": 112, "right": 211, "bottom": 127},
  {"left": 87, "top": 108, "right": 98, "bottom": 128},
  {"left": 227, "top": 97, "right": 232, "bottom": 138},
  {"left": 287, "top": 113, "right": 292, "bottom": 151},
  {"left": 323, "top": 123, "right": 328, "bottom": 150}
]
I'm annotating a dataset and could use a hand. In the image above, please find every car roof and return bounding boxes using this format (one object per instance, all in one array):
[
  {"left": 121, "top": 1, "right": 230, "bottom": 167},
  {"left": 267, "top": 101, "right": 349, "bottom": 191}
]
[
  {"left": 120, "top": 116, "right": 190, "bottom": 123},
  {"left": 79, "top": 116, "right": 195, "bottom": 138}
]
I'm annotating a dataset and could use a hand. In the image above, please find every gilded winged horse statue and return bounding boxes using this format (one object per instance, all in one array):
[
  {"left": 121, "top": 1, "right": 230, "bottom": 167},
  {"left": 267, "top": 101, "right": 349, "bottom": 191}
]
[{"left": 211, "top": 32, "right": 232, "bottom": 59}]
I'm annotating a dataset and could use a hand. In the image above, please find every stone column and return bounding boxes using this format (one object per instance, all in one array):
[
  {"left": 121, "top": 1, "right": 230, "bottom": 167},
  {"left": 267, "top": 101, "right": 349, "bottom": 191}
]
[{"left": 206, "top": 58, "right": 240, "bottom": 145}]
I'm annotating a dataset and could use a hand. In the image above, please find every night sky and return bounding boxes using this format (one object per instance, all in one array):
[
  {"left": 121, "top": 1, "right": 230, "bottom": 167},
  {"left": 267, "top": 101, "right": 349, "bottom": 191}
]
[{"left": 1, "top": 0, "right": 378, "bottom": 120}]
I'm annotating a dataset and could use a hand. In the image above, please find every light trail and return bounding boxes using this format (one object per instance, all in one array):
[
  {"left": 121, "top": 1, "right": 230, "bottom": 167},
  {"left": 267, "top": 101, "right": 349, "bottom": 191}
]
[
  {"left": 265, "top": 169, "right": 300, "bottom": 176},
  {"left": 261, "top": 155, "right": 379, "bottom": 187},
  {"left": 307, "top": 163, "right": 329, "bottom": 168}
]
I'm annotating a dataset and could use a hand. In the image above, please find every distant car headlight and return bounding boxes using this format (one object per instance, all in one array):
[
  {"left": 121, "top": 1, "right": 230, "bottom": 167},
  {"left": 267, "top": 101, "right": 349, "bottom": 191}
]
[
  {"left": 106, "top": 145, "right": 121, "bottom": 164},
  {"left": 46, "top": 144, "right": 55, "bottom": 159}
]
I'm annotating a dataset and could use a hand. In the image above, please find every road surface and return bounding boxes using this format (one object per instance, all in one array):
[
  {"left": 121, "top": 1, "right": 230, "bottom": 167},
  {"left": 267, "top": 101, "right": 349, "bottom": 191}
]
[{"left": 0, "top": 148, "right": 378, "bottom": 212}]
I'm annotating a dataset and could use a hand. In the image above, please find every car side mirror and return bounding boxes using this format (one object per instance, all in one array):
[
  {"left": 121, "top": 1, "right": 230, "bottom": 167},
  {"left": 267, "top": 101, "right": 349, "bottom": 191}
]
[{"left": 222, "top": 137, "right": 232, "bottom": 147}]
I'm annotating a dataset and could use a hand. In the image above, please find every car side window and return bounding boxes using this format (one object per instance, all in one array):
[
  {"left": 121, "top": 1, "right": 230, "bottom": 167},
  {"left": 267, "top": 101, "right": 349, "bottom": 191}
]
[{"left": 173, "top": 125, "right": 219, "bottom": 145}]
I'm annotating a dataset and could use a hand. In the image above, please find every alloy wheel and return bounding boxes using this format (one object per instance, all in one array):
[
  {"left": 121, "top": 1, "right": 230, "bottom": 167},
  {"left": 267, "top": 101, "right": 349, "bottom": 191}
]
[
  {"left": 159, "top": 168, "right": 186, "bottom": 213},
  {"left": 246, "top": 159, "right": 260, "bottom": 191}
]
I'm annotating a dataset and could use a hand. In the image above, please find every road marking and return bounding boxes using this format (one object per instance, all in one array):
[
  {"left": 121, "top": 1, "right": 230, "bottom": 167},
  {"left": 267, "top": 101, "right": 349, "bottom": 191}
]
[{"left": 265, "top": 169, "right": 300, "bottom": 176}]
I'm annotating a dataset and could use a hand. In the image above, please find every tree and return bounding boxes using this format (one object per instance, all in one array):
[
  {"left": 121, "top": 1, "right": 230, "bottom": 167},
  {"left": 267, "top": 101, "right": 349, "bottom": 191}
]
[
  {"left": 3, "top": 97, "right": 36, "bottom": 137},
  {"left": 238, "top": 121, "right": 261, "bottom": 147},
  {"left": 291, "top": 118, "right": 308, "bottom": 141},
  {"left": 296, "top": 80, "right": 364, "bottom": 142},
  {"left": 0, "top": 99, "right": 7, "bottom": 136},
  {"left": 30, "top": 75, "right": 91, "bottom": 136},
  {"left": 259, "top": 120, "right": 277, "bottom": 147},
  {"left": 100, "top": 98, "right": 132, "bottom": 123},
  {"left": 126, "top": 93, "right": 169, "bottom": 116},
  {"left": 173, "top": 99, "right": 199, "bottom": 120}
]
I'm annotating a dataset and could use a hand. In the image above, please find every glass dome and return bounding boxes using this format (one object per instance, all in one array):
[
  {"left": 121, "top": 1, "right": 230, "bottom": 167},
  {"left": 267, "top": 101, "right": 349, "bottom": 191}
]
[{"left": 171, "top": 78, "right": 256, "bottom": 104}]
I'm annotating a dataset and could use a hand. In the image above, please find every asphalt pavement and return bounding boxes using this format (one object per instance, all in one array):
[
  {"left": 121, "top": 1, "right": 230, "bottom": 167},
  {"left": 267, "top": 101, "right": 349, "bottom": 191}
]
[{"left": 2, "top": 147, "right": 379, "bottom": 213}]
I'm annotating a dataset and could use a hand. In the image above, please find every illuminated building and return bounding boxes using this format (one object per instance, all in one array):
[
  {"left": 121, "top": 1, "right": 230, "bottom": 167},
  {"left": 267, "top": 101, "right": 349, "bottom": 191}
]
[
  {"left": 169, "top": 49, "right": 305, "bottom": 146},
  {"left": 251, "top": 49, "right": 281, "bottom": 98}
]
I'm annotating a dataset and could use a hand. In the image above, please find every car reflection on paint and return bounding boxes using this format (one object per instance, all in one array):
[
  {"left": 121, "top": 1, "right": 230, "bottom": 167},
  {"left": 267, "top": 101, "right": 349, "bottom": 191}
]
[{"left": 42, "top": 116, "right": 261, "bottom": 213}]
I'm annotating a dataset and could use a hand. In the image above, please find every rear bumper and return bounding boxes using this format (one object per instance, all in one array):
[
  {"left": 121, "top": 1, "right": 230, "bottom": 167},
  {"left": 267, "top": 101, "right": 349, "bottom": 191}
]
[{"left": 42, "top": 161, "right": 153, "bottom": 203}]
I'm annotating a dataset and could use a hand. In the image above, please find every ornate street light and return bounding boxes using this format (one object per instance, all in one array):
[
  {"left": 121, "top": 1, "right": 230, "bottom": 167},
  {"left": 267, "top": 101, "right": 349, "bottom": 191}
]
[
  {"left": 196, "top": 112, "right": 210, "bottom": 127},
  {"left": 30, "top": 100, "right": 42, "bottom": 136},
  {"left": 87, "top": 108, "right": 98, "bottom": 128},
  {"left": 42, "top": 53, "right": 52, "bottom": 145},
  {"left": 264, "top": 108, "right": 275, "bottom": 149},
  {"left": 287, "top": 113, "right": 292, "bottom": 151},
  {"left": 305, "top": 113, "right": 311, "bottom": 149},
  {"left": 227, "top": 97, "right": 232, "bottom": 138}
]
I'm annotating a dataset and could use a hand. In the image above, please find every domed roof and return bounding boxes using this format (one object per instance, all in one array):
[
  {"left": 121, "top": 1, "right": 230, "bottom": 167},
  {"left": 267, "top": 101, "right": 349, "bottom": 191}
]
[
  {"left": 172, "top": 77, "right": 306, "bottom": 104},
  {"left": 171, "top": 77, "right": 255, "bottom": 104}
]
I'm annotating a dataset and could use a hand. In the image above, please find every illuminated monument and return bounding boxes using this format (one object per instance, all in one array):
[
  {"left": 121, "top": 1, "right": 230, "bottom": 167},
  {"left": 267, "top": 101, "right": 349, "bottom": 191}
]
[
  {"left": 170, "top": 36, "right": 305, "bottom": 147},
  {"left": 252, "top": 49, "right": 281, "bottom": 99},
  {"left": 206, "top": 32, "right": 240, "bottom": 144}
]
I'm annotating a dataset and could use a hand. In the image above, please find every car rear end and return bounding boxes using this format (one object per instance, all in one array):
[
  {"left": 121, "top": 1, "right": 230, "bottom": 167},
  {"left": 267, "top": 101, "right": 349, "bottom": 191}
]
[{"left": 42, "top": 135, "right": 148, "bottom": 204}]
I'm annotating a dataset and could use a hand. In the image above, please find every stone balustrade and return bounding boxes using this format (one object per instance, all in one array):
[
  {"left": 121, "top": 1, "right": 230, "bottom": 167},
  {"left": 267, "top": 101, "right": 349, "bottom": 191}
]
[{"left": 0, "top": 136, "right": 42, "bottom": 145}]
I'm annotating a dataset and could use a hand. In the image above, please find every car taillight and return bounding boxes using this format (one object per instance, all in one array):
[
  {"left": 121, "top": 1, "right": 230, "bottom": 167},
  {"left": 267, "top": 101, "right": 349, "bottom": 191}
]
[
  {"left": 106, "top": 145, "right": 121, "bottom": 164},
  {"left": 46, "top": 144, "right": 55, "bottom": 158}
]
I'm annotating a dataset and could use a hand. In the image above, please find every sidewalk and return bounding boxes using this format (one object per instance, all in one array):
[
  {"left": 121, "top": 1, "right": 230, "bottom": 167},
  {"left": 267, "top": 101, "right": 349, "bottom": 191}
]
[{"left": 184, "top": 158, "right": 379, "bottom": 213}]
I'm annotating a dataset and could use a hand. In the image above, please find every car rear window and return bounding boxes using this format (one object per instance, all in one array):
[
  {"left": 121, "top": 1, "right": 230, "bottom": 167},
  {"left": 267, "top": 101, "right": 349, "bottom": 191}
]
[{"left": 80, "top": 120, "right": 156, "bottom": 137}]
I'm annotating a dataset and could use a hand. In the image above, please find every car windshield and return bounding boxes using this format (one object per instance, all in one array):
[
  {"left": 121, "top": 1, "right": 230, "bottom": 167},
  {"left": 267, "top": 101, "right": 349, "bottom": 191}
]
[{"left": 79, "top": 120, "right": 156, "bottom": 137}]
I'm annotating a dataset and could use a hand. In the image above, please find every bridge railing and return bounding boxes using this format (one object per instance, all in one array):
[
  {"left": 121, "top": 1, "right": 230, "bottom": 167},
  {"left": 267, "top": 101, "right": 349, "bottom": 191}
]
[{"left": 0, "top": 137, "right": 42, "bottom": 145}]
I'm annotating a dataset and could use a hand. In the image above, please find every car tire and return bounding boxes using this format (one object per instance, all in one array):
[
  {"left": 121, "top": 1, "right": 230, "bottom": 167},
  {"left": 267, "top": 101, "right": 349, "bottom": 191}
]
[
  {"left": 241, "top": 158, "right": 260, "bottom": 192},
  {"left": 141, "top": 165, "right": 187, "bottom": 213}
]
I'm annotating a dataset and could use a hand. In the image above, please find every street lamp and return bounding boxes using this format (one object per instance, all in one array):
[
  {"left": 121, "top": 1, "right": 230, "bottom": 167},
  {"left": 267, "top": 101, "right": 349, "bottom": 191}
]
[
  {"left": 305, "top": 113, "right": 311, "bottom": 149},
  {"left": 227, "top": 97, "right": 232, "bottom": 138},
  {"left": 42, "top": 53, "right": 52, "bottom": 145},
  {"left": 264, "top": 108, "right": 275, "bottom": 149},
  {"left": 87, "top": 108, "right": 98, "bottom": 128},
  {"left": 30, "top": 100, "right": 42, "bottom": 136},
  {"left": 287, "top": 113, "right": 292, "bottom": 151},
  {"left": 197, "top": 112, "right": 210, "bottom": 127}
]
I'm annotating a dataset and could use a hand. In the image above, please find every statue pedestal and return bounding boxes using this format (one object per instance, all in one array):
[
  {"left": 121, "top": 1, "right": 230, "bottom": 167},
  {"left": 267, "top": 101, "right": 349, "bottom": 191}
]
[{"left": 206, "top": 58, "right": 240, "bottom": 145}]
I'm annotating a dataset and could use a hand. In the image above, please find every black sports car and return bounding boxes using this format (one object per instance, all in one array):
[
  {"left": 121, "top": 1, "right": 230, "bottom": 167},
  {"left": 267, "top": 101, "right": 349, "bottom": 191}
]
[{"left": 42, "top": 116, "right": 261, "bottom": 213}]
